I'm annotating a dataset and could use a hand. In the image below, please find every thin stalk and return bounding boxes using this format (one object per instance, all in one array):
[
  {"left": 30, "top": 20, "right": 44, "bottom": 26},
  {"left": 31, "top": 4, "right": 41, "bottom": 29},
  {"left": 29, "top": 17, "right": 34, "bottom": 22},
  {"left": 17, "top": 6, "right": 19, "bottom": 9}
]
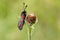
[{"left": 28, "top": 28, "right": 31, "bottom": 40}]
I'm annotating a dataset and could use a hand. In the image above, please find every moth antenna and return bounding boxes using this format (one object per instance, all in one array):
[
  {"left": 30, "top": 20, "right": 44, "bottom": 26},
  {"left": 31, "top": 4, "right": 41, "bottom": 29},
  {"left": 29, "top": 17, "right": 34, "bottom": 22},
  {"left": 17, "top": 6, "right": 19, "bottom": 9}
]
[
  {"left": 23, "top": 2, "right": 27, "bottom": 11},
  {"left": 25, "top": 5, "right": 27, "bottom": 9},
  {"left": 23, "top": 2, "right": 25, "bottom": 10}
]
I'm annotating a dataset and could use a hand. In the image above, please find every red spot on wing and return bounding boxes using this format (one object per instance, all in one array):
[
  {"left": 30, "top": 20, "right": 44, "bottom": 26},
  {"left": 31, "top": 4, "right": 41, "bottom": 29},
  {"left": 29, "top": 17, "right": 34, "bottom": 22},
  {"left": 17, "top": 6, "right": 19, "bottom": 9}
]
[
  {"left": 19, "top": 24, "right": 22, "bottom": 27},
  {"left": 20, "top": 20, "right": 23, "bottom": 22},
  {"left": 22, "top": 15, "right": 25, "bottom": 18}
]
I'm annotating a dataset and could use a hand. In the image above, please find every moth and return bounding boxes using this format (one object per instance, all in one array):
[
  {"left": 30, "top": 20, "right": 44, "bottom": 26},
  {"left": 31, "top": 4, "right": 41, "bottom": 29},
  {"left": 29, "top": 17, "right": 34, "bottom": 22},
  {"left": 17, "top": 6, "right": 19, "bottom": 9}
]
[{"left": 18, "top": 3, "right": 27, "bottom": 30}]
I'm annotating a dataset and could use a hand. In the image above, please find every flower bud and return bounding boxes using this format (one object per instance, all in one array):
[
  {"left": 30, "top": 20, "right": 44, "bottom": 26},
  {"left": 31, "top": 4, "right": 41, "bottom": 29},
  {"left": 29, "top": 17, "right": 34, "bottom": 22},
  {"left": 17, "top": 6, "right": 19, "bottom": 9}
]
[{"left": 26, "top": 13, "right": 36, "bottom": 26}]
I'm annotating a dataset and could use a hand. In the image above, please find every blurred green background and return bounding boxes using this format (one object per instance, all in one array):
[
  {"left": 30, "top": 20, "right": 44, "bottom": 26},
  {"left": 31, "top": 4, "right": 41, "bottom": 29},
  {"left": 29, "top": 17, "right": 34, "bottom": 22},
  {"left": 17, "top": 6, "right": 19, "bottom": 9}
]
[{"left": 0, "top": 0, "right": 60, "bottom": 40}]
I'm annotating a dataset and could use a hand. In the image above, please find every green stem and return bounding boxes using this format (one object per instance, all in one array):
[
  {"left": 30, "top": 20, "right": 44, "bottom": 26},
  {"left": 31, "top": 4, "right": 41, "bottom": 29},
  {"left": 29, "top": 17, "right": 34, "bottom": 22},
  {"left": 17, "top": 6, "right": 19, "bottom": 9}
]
[{"left": 28, "top": 28, "right": 31, "bottom": 40}]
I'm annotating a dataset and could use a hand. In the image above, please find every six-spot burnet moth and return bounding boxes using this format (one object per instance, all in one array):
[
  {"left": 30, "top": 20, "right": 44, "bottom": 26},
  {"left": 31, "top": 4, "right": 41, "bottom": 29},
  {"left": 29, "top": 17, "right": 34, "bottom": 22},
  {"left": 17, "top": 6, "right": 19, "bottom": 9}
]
[{"left": 18, "top": 3, "right": 27, "bottom": 30}]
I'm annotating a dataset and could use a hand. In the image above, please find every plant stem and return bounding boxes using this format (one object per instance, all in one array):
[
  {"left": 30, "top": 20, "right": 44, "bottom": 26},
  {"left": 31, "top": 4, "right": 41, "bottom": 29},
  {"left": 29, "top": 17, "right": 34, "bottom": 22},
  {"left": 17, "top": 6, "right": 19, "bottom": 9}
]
[{"left": 28, "top": 28, "right": 31, "bottom": 40}]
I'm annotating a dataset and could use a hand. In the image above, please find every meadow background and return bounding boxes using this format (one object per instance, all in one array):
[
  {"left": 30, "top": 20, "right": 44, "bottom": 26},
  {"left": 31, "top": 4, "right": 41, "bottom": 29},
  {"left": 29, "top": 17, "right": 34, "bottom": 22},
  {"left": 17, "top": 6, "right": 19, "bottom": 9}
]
[{"left": 0, "top": 0, "right": 60, "bottom": 40}]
